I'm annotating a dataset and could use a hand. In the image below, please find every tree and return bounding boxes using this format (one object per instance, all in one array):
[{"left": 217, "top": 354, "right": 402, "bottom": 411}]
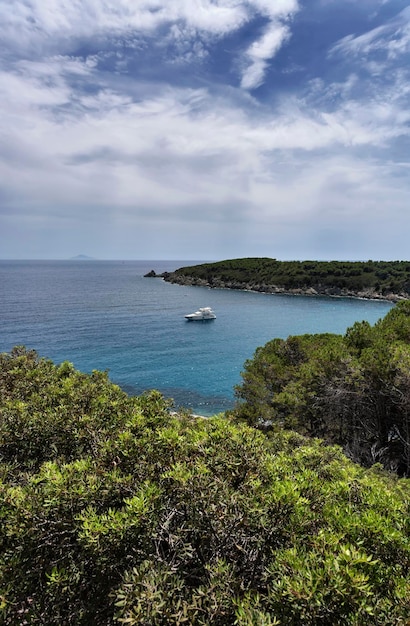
[
  {"left": 1, "top": 347, "right": 410, "bottom": 624},
  {"left": 232, "top": 302, "right": 410, "bottom": 475}
]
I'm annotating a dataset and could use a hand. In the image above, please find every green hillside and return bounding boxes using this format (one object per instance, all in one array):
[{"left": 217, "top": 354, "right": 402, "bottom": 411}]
[
  {"left": 1, "top": 345, "right": 410, "bottom": 624},
  {"left": 165, "top": 258, "right": 410, "bottom": 298},
  {"left": 232, "top": 300, "right": 410, "bottom": 477}
]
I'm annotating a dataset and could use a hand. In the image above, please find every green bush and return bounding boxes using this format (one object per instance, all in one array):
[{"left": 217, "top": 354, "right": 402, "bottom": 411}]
[
  {"left": 233, "top": 301, "right": 410, "bottom": 476},
  {"left": 1, "top": 348, "right": 410, "bottom": 624}
]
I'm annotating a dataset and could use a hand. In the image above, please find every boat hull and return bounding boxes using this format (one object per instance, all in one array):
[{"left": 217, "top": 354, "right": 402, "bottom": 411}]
[{"left": 185, "top": 316, "right": 215, "bottom": 321}]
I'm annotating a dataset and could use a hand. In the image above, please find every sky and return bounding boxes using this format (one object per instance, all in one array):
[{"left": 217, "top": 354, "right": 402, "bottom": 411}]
[{"left": 1, "top": 0, "right": 410, "bottom": 261}]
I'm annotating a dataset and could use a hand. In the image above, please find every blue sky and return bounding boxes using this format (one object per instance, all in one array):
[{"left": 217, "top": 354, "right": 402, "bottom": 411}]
[{"left": 1, "top": 0, "right": 409, "bottom": 260}]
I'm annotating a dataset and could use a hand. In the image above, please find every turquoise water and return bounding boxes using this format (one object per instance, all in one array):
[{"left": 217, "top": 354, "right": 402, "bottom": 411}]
[{"left": 0, "top": 260, "right": 393, "bottom": 415}]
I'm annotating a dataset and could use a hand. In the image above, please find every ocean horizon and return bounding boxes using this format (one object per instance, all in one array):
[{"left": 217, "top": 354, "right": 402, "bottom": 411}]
[{"left": 0, "top": 260, "right": 394, "bottom": 415}]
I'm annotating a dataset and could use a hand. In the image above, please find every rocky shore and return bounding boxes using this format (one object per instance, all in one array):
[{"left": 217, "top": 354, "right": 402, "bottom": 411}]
[{"left": 145, "top": 270, "right": 409, "bottom": 303}]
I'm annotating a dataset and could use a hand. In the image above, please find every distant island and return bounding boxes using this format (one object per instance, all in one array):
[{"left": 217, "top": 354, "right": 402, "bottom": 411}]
[
  {"left": 70, "top": 254, "right": 95, "bottom": 260},
  {"left": 147, "top": 258, "right": 410, "bottom": 302}
]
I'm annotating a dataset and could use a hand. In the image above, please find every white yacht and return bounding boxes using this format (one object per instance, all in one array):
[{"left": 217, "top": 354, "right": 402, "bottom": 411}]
[{"left": 185, "top": 307, "right": 216, "bottom": 321}]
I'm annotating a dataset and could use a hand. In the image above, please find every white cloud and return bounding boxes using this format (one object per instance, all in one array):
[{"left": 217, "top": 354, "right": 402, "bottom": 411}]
[
  {"left": 239, "top": 0, "right": 299, "bottom": 90},
  {"left": 0, "top": 0, "right": 299, "bottom": 90},
  {"left": 0, "top": 1, "right": 247, "bottom": 53},
  {"left": 0, "top": 0, "right": 409, "bottom": 260},
  {"left": 249, "top": 0, "right": 298, "bottom": 19},
  {"left": 330, "top": 6, "right": 410, "bottom": 62},
  {"left": 240, "top": 22, "right": 290, "bottom": 89},
  {"left": 0, "top": 53, "right": 408, "bottom": 228}
]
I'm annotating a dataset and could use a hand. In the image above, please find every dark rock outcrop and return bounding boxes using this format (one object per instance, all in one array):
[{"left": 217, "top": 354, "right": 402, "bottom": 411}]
[{"left": 144, "top": 270, "right": 171, "bottom": 279}]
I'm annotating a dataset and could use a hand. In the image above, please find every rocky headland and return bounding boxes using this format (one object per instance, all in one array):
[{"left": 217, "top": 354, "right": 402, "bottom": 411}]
[{"left": 146, "top": 268, "right": 409, "bottom": 302}]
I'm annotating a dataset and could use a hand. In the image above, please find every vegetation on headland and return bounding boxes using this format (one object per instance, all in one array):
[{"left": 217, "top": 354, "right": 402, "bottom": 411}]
[
  {"left": 231, "top": 300, "right": 410, "bottom": 477},
  {"left": 161, "top": 258, "right": 410, "bottom": 300},
  {"left": 1, "top": 345, "right": 410, "bottom": 624}
]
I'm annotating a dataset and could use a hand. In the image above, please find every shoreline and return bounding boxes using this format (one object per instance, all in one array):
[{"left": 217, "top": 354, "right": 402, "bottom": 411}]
[{"left": 159, "top": 274, "right": 407, "bottom": 303}]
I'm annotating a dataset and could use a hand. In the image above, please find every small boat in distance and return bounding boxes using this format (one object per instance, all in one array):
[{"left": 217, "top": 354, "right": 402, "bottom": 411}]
[{"left": 185, "top": 307, "right": 216, "bottom": 321}]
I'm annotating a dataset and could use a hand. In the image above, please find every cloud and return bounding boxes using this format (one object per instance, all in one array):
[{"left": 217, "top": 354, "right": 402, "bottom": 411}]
[
  {"left": 0, "top": 1, "right": 409, "bottom": 260},
  {"left": 240, "top": 22, "right": 290, "bottom": 90},
  {"left": 0, "top": 1, "right": 245, "bottom": 54},
  {"left": 0, "top": 56, "right": 407, "bottom": 228},
  {"left": 239, "top": 0, "right": 299, "bottom": 90},
  {"left": 330, "top": 6, "right": 410, "bottom": 62},
  {"left": 0, "top": 0, "right": 300, "bottom": 90}
]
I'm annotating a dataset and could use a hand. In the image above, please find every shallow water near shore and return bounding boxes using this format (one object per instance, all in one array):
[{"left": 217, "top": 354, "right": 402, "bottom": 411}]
[{"left": 0, "top": 260, "right": 394, "bottom": 415}]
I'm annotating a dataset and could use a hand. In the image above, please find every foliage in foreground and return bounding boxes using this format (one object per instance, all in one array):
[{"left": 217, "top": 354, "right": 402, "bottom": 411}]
[
  {"left": 233, "top": 300, "right": 410, "bottom": 476},
  {"left": 1, "top": 347, "right": 410, "bottom": 624}
]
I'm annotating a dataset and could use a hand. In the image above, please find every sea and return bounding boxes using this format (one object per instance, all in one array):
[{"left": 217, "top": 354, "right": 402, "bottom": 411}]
[{"left": 0, "top": 260, "right": 394, "bottom": 416}]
